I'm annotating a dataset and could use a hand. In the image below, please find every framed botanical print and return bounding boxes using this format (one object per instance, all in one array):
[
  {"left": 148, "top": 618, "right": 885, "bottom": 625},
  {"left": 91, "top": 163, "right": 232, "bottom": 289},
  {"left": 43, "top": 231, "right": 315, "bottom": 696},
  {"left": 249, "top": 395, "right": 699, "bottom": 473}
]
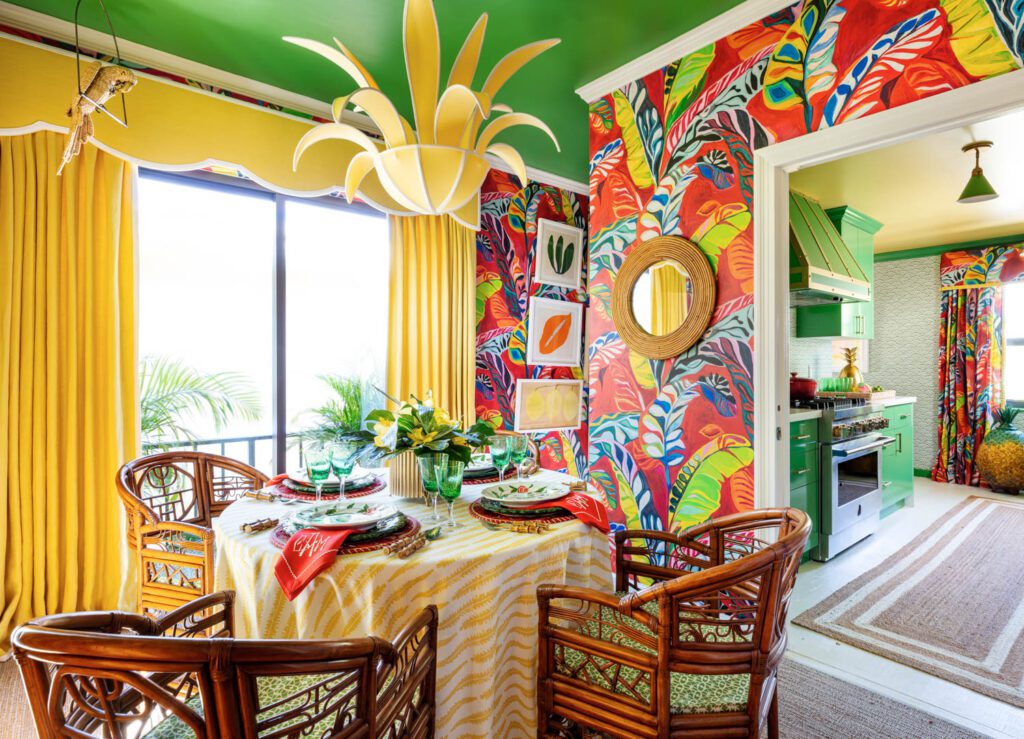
[
  {"left": 534, "top": 218, "right": 584, "bottom": 289},
  {"left": 514, "top": 379, "right": 583, "bottom": 432},
  {"left": 525, "top": 296, "right": 583, "bottom": 367}
]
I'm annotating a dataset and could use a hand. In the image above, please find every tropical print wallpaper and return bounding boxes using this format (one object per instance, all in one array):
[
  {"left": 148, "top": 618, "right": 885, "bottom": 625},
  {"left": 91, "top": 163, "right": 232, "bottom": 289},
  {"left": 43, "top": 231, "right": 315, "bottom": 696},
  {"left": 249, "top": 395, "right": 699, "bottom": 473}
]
[
  {"left": 476, "top": 169, "right": 590, "bottom": 476},
  {"left": 588, "top": 0, "right": 1022, "bottom": 533},
  {"left": 934, "top": 244, "right": 1023, "bottom": 485}
]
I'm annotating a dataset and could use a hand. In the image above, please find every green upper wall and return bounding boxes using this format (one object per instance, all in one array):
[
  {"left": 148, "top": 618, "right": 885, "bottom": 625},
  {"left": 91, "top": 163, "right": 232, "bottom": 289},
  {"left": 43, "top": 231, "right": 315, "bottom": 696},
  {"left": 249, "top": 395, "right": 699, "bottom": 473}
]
[{"left": 8, "top": 0, "right": 745, "bottom": 182}]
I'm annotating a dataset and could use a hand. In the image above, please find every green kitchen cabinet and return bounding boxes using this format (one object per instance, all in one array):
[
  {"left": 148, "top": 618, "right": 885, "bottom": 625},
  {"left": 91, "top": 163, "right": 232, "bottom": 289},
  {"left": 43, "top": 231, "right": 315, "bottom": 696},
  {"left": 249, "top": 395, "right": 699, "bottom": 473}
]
[
  {"left": 881, "top": 403, "right": 915, "bottom": 513},
  {"left": 796, "top": 206, "right": 882, "bottom": 340},
  {"left": 789, "top": 417, "right": 819, "bottom": 559}
]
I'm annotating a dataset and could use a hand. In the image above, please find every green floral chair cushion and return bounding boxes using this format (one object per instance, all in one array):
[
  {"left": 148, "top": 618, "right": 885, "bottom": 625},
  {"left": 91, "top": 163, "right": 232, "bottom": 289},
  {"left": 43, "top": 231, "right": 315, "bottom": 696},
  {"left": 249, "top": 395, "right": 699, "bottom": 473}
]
[
  {"left": 143, "top": 673, "right": 335, "bottom": 738},
  {"left": 555, "top": 595, "right": 751, "bottom": 715}
]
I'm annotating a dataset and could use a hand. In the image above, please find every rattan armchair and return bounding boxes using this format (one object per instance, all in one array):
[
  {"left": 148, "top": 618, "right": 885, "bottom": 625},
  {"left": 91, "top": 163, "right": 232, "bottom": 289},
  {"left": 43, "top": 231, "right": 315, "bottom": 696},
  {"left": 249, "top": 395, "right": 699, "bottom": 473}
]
[
  {"left": 537, "top": 508, "right": 810, "bottom": 738},
  {"left": 13, "top": 590, "right": 438, "bottom": 738},
  {"left": 116, "top": 451, "right": 269, "bottom": 615}
]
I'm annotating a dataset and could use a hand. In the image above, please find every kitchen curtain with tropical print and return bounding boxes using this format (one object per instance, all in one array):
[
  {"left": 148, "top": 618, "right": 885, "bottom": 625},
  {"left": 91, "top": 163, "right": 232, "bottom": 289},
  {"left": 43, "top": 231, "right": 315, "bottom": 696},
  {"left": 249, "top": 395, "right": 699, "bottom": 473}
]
[{"left": 933, "top": 245, "right": 1024, "bottom": 485}]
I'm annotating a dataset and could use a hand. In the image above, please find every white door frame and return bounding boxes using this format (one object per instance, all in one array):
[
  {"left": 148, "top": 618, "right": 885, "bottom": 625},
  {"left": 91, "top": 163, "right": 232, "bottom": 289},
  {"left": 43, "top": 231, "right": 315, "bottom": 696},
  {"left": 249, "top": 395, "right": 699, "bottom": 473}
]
[{"left": 753, "top": 69, "right": 1024, "bottom": 509}]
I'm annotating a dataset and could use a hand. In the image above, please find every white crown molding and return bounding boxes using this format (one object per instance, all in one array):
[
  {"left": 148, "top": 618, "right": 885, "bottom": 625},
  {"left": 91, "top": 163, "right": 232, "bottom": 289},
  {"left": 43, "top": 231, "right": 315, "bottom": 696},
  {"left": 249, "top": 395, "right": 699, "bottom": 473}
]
[
  {"left": 483, "top": 155, "right": 588, "bottom": 195},
  {"left": 575, "top": 0, "right": 793, "bottom": 102}
]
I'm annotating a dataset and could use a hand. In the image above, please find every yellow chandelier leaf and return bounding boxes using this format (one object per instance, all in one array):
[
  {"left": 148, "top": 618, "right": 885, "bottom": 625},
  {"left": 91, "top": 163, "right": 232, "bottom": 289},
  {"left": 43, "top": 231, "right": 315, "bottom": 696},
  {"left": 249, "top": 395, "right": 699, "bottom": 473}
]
[
  {"left": 333, "top": 37, "right": 378, "bottom": 89},
  {"left": 434, "top": 85, "right": 492, "bottom": 147},
  {"left": 282, "top": 36, "right": 375, "bottom": 89},
  {"left": 404, "top": 0, "right": 441, "bottom": 144},
  {"left": 344, "top": 150, "right": 378, "bottom": 205},
  {"left": 286, "top": 0, "right": 559, "bottom": 224},
  {"left": 485, "top": 143, "right": 527, "bottom": 186},
  {"left": 450, "top": 191, "right": 481, "bottom": 231},
  {"left": 481, "top": 39, "right": 560, "bottom": 100},
  {"left": 356, "top": 168, "right": 420, "bottom": 216},
  {"left": 331, "top": 88, "right": 415, "bottom": 148},
  {"left": 476, "top": 112, "right": 559, "bottom": 154},
  {"left": 293, "top": 122, "right": 379, "bottom": 171},
  {"left": 447, "top": 13, "right": 488, "bottom": 88}
]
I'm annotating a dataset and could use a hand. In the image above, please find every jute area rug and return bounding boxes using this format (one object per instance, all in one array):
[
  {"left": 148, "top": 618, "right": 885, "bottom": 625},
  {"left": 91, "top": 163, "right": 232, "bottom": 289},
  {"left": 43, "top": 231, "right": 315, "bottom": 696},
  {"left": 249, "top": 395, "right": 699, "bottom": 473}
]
[{"left": 796, "top": 495, "right": 1024, "bottom": 709}]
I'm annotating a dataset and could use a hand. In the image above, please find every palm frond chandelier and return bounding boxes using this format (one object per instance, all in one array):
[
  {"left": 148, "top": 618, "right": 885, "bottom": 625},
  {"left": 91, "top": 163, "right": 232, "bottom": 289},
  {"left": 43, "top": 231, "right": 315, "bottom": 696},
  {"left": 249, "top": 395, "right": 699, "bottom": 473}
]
[{"left": 286, "top": 0, "right": 560, "bottom": 230}]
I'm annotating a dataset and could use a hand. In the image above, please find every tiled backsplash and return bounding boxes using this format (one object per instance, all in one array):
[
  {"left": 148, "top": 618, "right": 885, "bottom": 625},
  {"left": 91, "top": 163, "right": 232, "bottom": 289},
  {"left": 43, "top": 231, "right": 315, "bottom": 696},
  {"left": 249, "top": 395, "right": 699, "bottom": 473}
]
[{"left": 789, "top": 309, "right": 868, "bottom": 380}]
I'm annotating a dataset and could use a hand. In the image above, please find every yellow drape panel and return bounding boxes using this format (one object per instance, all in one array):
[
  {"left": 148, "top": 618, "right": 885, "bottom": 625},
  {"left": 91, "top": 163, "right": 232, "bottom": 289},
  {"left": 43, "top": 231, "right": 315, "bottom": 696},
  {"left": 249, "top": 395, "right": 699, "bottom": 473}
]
[
  {"left": 0, "top": 132, "right": 138, "bottom": 647},
  {"left": 650, "top": 262, "right": 689, "bottom": 335},
  {"left": 386, "top": 215, "right": 475, "bottom": 496}
]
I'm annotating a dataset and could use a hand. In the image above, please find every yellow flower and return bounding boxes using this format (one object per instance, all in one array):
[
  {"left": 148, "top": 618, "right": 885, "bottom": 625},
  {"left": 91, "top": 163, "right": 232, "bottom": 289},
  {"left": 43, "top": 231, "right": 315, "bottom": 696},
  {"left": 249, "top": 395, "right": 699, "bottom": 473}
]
[
  {"left": 373, "top": 433, "right": 390, "bottom": 448},
  {"left": 408, "top": 428, "right": 437, "bottom": 446},
  {"left": 452, "top": 436, "right": 468, "bottom": 447},
  {"left": 373, "top": 419, "right": 393, "bottom": 436},
  {"left": 433, "top": 407, "right": 451, "bottom": 426}
]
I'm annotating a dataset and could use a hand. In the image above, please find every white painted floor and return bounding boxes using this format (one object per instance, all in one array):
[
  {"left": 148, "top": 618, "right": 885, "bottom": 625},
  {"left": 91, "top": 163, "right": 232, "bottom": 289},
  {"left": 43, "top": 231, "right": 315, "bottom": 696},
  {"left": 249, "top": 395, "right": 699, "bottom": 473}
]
[{"left": 787, "top": 478, "right": 1024, "bottom": 738}]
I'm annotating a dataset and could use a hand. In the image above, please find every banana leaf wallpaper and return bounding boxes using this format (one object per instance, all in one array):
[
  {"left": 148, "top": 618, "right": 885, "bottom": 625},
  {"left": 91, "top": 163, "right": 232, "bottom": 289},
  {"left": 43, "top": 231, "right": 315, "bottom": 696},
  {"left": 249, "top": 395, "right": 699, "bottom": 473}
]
[
  {"left": 476, "top": 169, "right": 589, "bottom": 476},
  {"left": 588, "top": 0, "right": 1022, "bottom": 534}
]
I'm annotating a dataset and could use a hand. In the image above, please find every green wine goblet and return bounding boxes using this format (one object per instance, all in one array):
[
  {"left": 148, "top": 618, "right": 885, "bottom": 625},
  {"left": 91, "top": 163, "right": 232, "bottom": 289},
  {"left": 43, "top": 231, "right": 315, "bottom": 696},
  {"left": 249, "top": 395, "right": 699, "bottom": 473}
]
[
  {"left": 435, "top": 459, "right": 465, "bottom": 529},
  {"left": 489, "top": 436, "right": 511, "bottom": 483},
  {"left": 417, "top": 453, "right": 448, "bottom": 523},
  {"left": 508, "top": 435, "right": 529, "bottom": 481},
  {"left": 304, "top": 447, "right": 332, "bottom": 504},
  {"left": 329, "top": 440, "right": 360, "bottom": 499}
]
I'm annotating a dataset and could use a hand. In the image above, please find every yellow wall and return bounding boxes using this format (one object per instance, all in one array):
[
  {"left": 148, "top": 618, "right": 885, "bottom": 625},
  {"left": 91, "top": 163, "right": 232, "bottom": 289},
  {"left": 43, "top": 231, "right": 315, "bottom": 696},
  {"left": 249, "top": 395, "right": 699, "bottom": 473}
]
[{"left": 0, "top": 36, "right": 362, "bottom": 193}]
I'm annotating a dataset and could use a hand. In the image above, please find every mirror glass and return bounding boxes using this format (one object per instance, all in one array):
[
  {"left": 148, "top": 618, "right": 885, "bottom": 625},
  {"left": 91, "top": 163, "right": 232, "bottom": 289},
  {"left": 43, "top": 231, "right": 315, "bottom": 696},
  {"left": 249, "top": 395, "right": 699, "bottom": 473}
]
[{"left": 631, "top": 259, "right": 693, "bottom": 336}]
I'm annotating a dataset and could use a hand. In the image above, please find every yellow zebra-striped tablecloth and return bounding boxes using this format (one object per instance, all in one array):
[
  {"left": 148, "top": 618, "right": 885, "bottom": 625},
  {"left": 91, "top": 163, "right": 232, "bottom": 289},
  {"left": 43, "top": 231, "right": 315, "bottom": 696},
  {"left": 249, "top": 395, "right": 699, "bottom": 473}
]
[{"left": 213, "top": 468, "right": 612, "bottom": 738}]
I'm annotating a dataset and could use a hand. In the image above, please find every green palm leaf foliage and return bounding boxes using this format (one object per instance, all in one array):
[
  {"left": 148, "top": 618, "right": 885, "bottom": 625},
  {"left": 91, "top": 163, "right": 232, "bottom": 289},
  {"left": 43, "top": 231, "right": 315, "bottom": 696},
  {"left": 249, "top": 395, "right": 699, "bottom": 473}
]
[
  {"left": 297, "top": 375, "right": 380, "bottom": 448},
  {"left": 669, "top": 435, "right": 753, "bottom": 534},
  {"left": 140, "top": 356, "right": 262, "bottom": 443}
]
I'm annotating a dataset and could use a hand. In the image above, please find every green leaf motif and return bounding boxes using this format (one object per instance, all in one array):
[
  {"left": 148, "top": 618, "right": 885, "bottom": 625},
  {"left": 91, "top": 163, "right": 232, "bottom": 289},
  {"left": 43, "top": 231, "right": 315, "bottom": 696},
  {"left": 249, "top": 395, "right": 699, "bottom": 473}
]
[
  {"left": 665, "top": 43, "right": 716, "bottom": 131},
  {"left": 669, "top": 435, "right": 752, "bottom": 533},
  {"left": 940, "top": 0, "right": 1019, "bottom": 77},
  {"left": 611, "top": 90, "right": 654, "bottom": 188},
  {"left": 476, "top": 277, "right": 502, "bottom": 324}
]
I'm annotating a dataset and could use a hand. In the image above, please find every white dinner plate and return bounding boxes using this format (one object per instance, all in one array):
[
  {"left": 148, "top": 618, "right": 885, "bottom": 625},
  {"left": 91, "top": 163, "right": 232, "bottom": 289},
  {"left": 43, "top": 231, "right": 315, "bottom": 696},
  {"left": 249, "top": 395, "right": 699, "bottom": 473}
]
[
  {"left": 479, "top": 483, "right": 568, "bottom": 508},
  {"left": 290, "top": 501, "right": 398, "bottom": 530}
]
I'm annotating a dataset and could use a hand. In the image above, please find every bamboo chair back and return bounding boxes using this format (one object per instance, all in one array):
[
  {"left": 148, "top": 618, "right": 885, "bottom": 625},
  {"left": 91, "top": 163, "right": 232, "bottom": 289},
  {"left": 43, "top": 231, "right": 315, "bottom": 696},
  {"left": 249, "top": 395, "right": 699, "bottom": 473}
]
[{"left": 12, "top": 591, "right": 438, "bottom": 738}]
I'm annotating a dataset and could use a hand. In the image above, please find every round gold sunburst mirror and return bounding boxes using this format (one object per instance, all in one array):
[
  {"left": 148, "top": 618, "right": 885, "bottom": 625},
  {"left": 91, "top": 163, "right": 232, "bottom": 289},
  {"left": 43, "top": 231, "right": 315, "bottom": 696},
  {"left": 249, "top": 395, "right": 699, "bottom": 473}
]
[{"left": 612, "top": 236, "right": 716, "bottom": 359}]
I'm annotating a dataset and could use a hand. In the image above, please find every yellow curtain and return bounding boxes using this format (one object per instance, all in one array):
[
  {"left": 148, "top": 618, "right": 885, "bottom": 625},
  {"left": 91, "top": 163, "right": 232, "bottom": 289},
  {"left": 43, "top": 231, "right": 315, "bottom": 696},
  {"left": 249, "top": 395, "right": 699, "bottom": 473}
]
[
  {"left": 0, "top": 132, "right": 138, "bottom": 647},
  {"left": 386, "top": 215, "right": 475, "bottom": 495},
  {"left": 650, "top": 261, "right": 689, "bottom": 335}
]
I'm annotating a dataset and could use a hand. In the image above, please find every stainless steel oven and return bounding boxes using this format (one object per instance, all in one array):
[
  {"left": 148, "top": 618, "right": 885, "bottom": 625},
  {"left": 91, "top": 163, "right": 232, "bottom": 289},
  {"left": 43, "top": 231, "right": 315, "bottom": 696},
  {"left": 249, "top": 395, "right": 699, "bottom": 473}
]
[{"left": 817, "top": 431, "right": 893, "bottom": 561}]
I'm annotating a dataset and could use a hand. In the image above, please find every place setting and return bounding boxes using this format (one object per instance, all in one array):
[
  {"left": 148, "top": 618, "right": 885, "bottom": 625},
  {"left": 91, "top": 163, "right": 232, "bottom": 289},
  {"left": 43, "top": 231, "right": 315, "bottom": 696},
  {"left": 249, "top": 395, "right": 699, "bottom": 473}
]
[{"left": 469, "top": 480, "right": 610, "bottom": 534}]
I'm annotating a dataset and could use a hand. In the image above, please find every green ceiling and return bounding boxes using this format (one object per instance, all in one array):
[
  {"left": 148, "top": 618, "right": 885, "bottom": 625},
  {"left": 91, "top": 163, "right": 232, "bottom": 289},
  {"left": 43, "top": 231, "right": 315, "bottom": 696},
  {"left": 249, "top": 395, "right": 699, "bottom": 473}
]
[{"left": 10, "top": 0, "right": 744, "bottom": 181}]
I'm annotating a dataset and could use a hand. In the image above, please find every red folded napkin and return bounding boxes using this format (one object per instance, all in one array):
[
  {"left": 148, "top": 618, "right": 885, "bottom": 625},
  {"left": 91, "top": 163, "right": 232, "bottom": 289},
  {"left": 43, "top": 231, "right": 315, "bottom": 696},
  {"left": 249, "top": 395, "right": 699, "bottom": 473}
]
[
  {"left": 267, "top": 473, "right": 289, "bottom": 486},
  {"left": 274, "top": 528, "right": 354, "bottom": 601},
  {"left": 518, "top": 492, "right": 610, "bottom": 533}
]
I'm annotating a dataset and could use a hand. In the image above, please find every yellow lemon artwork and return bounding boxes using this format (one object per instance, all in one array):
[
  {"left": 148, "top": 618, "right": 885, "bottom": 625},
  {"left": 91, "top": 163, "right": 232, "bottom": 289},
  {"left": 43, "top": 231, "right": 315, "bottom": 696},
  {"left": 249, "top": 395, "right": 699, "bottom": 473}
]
[{"left": 515, "top": 379, "right": 582, "bottom": 432}]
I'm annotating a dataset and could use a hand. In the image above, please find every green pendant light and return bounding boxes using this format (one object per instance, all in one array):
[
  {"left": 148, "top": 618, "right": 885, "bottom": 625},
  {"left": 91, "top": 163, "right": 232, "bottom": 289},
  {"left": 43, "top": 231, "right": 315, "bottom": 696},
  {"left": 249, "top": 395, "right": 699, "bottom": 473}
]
[{"left": 958, "top": 141, "right": 998, "bottom": 204}]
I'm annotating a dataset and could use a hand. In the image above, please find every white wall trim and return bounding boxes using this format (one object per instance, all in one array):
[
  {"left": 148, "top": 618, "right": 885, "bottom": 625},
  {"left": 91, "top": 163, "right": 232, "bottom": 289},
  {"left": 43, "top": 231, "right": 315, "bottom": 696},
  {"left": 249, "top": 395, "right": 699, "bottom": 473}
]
[
  {"left": 0, "top": 2, "right": 588, "bottom": 196},
  {"left": 752, "top": 69, "right": 1024, "bottom": 509},
  {"left": 575, "top": 0, "right": 792, "bottom": 102}
]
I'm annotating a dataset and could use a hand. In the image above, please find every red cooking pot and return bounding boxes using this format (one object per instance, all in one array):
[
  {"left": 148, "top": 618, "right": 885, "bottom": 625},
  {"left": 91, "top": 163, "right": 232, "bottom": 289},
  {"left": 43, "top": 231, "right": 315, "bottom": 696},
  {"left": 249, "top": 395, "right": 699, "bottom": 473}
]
[{"left": 790, "top": 373, "right": 817, "bottom": 402}]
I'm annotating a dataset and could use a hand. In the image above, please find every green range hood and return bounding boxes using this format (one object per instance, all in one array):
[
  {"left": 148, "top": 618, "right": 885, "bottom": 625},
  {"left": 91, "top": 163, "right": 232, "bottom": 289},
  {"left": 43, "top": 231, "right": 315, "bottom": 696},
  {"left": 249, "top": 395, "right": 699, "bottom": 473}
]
[{"left": 789, "top": 191, "right": 870, "bottom": 306}]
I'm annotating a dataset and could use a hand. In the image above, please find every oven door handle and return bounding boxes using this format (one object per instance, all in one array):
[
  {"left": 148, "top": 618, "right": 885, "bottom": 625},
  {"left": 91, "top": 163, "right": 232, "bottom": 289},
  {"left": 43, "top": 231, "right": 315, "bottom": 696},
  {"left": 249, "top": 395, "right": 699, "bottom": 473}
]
[{"left": 832, "top": 436, "right": 896, "bottom": 457}]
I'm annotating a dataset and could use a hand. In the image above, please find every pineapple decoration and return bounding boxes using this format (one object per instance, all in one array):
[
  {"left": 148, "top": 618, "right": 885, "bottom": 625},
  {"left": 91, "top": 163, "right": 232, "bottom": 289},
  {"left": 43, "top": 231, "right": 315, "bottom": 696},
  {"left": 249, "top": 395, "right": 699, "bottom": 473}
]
[
  {"left": 977, "top": 407, "right": 1024, "bottom": 493},
  {"left": 838, "top": 346, "right": 864, "bottom": 386}
]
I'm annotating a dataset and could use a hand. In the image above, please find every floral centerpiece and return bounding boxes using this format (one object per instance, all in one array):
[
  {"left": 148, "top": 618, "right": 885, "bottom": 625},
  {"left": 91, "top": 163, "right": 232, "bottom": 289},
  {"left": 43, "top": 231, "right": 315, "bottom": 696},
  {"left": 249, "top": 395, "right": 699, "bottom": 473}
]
[{"left": 350, "top": 391, "right": 494, "bottom": 466}]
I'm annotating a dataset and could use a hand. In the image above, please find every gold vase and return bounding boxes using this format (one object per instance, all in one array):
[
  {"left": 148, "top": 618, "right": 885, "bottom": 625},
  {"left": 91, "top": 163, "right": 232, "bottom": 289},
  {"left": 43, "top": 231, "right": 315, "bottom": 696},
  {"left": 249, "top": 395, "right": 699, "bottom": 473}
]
[
  {"left": 838, "top": 346, "right": 863, "bottom": 386},
  {"left": 388, "top": 454, "right": 424, "bottom": 499}
]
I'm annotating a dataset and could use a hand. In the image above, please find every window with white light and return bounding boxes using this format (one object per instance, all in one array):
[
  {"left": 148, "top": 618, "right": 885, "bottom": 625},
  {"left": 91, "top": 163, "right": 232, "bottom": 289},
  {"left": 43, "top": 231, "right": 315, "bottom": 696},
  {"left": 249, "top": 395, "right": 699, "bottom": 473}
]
[
  {"left": 137, "top": 169, "right": 390, "bottom": 472},
  {"left": 1006, "top": 281, "right": 1023, "bottom": 407}
]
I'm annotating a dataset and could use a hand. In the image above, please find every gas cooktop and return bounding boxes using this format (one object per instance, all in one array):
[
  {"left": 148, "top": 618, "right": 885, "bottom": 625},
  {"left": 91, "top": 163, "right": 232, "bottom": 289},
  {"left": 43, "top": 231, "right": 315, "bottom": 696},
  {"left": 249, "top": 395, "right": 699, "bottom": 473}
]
[{"left": 790, "top": 397, "right": 867, "bottom": 411}]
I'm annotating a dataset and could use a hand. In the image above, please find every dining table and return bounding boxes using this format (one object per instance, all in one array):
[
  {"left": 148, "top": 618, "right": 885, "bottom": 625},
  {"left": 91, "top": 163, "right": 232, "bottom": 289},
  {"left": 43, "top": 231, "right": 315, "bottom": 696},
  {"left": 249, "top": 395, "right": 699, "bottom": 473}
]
[{"left": 213, "top": 466, "right": 613, "bottom": 738}]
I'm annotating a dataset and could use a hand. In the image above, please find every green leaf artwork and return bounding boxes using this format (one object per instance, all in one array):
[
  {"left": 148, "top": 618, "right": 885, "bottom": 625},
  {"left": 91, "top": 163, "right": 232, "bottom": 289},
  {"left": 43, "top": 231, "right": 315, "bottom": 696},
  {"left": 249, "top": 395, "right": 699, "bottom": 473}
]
[{"left": 547, "top": 234, "right": 575, "bottom": 275}]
